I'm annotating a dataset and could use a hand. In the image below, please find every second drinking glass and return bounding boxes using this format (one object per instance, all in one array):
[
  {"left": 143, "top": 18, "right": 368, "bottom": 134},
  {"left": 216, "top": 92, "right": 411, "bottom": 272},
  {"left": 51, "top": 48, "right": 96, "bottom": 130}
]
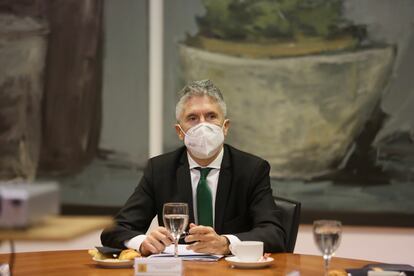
[{"left": 313, "top": 220, "right": 342, "bottom": 276}]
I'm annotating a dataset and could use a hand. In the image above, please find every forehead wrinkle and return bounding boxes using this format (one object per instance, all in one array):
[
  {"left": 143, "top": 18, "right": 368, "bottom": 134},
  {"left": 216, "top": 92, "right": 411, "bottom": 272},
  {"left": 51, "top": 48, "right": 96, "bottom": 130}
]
[{"left": 179, "top": 95, "right": 224, "bottom": 121}]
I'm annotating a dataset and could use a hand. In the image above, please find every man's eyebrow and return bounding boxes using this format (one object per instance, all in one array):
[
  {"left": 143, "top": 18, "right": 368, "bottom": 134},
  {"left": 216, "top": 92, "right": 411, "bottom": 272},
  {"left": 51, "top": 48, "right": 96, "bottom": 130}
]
[
  {"left": 185, "top": 112, "right": 198, "bottom": 119},
  {"left": 206, "top": 111, "right": 218, "bottom": 116}
]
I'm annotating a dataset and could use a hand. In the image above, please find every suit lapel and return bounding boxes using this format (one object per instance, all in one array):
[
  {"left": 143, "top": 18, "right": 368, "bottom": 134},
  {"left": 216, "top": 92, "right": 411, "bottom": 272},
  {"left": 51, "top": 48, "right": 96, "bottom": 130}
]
[
  {"left": 215, "top": 145, "right": 232, "bottom": 234},
  {"left": 176, "top": 152, "right": 195, "bottom": 225}
]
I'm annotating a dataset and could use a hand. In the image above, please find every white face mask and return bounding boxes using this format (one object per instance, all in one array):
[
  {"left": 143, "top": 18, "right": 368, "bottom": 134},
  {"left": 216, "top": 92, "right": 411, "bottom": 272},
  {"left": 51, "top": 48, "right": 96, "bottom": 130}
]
[{"left": 179, "top": 122, "right": 226, "bottom": 159}]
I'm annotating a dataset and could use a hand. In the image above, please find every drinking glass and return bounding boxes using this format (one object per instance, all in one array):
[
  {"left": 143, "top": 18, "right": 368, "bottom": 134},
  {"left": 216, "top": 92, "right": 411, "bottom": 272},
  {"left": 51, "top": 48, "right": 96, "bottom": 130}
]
[
  {"left": 163, "top": 202, "right": 189, "bottom": 257},
  {"left": 313, "top": 220, "right": 342, "bottom": 276}
]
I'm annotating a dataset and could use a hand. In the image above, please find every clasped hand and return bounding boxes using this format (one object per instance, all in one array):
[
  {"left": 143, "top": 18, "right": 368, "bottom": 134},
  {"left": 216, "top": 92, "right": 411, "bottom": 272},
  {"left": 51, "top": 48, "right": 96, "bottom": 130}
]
[
  {"left": 140, "top": 223, "right": 230, "bottom": 256},
  {"left": 185, "top": 223, "right": 230, "bottom": 255},
  {"left": 140, "top": 226, "right": 173, "bottom": 256}
]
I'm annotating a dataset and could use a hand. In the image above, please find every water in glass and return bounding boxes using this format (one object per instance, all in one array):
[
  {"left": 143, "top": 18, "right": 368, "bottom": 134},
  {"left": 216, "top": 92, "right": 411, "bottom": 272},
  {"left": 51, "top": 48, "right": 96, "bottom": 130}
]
[{"left": 164, "top": 214, "right": 188, "bottom": 241}]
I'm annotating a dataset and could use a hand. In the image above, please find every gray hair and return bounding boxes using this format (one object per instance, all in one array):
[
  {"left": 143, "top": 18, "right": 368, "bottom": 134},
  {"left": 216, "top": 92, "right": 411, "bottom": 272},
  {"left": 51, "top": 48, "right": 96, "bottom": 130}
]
[{"left": 175, "top": 79, "right": 227, "bottom": 121}]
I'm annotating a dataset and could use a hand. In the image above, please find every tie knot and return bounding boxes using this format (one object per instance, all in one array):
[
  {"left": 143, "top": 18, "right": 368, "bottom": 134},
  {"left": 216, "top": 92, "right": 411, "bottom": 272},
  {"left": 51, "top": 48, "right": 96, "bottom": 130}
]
[{"left": 196, "top": 167, "right": 212, "bottom": 179}]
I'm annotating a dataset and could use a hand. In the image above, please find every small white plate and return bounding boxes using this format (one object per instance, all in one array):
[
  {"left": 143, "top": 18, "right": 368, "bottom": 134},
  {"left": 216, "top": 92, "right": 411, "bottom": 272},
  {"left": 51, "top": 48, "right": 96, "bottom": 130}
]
[
  {"left": 225, "top": 256, "right": 274, "bottom": 269},
  {"left": 92, "top": 257, "right": 134, "bottom": 268}
]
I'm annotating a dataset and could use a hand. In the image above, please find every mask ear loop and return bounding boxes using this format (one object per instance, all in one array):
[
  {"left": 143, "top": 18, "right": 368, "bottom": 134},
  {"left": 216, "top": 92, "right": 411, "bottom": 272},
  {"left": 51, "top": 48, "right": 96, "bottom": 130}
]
[
  {"left": 176, "top": 124, "right": 187, "bottom": 137},
  {"left": 221, "top": 119, "right": 229, "bottom": 130}
]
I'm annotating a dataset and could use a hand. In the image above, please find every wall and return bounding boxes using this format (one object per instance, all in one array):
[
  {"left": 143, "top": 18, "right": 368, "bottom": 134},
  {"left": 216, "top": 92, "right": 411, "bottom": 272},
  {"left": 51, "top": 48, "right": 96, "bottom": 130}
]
[
  {"left": 163, "top": 0, "right": 204, "bottom": 152},
  {"left": 296, "top": 225, "right": 414, "bottom": 266},
  {"left": 99, "top": 0, "right": 149, "bottom": 167}
]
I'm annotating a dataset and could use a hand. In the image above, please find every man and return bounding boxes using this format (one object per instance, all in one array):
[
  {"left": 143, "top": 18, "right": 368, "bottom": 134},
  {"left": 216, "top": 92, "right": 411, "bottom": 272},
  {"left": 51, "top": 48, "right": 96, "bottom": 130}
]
[{"left": 101, "top": 79, "right": 286, "bottom": 256}]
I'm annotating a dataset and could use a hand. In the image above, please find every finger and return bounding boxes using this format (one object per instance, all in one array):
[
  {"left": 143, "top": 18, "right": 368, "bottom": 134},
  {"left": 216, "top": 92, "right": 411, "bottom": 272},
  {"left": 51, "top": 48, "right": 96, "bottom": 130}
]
[
  {"left": 150, "top": 227, "right": 174, "bottom": 243},
  {"left": 189, "top": 232, "right": 214, "bottom": 242},
  {"left": 187, "top": 242, "right": 211, "bottom": 253},
  {"left": 151, "top": 230, "right": 173, "bottom": 246},
  {"left": 187, "top": 232, "right": 216, "bottom": 243},
  {"left": 186, "top": 241, "right": 199, "bottom": 251},
  {"left": 194, "top": 247, "right": 212, "bottom": 254},
  {"left": 184, "top": 234, "right": 199, "bottom": 243},
  {"left": 146, "top": 235, "right": 166, "bottom": 253},
  {"left": 189, "top": 223, "right": 197, "bottom": 228},
  {"left": 157, "top": 227, "right": 174, "bottom": 239},
  {"left": 188, "top": 225, "right": 204, "bottom": 234},
  {"left": 158, "top": 226, "right": 168, "bottom": 231},
  {"left": 155, "top": 227, "right": 167, "bottom": 234},
  {"left": 142, "top": 240, "right": 159, "bottom": 254},
  {"left": 189, "top": 225, "right": 213, "bottom": 235},
  {"left": 184, "top": 231, "right": 210, "bottom": 242}
]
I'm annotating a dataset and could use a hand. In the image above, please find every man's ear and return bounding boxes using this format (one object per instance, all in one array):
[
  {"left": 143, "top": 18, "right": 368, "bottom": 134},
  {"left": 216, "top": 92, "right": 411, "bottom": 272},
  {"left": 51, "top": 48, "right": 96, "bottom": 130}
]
[
  {"left": 223, "top": 119, "right": 230, "bottom": 136},
  {"left": 175, "top": 124, "right": 184, "bottom": 141}
]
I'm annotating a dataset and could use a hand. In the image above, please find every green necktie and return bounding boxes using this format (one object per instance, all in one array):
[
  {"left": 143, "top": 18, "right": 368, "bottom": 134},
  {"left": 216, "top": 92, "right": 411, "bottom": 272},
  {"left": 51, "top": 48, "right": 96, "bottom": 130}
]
[{"left": 196, "top": 167, "right": 213, "bottom": 227}]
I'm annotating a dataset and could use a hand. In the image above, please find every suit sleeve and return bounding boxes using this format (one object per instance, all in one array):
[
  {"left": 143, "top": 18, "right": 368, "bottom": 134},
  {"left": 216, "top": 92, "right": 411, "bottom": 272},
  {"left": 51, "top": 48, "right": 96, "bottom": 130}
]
[
  {"left": 234, "top": 160, "right": 287, "bottom": 253},
  {"left": 100, "top": 160, "right": 156, "bottom": 249}
]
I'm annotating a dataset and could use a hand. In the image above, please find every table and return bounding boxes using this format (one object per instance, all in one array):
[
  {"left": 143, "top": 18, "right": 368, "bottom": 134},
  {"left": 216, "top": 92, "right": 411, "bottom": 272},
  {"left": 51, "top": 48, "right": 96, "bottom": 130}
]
[
  {"left": 0, "top": 216, "right": 112, "bottom": 241},
  {"left": 0, "top": 250, "right": 375, "bottom": 276}
]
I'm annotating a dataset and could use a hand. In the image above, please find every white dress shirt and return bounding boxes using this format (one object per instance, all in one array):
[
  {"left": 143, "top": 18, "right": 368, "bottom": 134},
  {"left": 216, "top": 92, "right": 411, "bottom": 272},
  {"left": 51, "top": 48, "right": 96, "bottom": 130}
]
[{"left": 124, "top": 147, "right": 240, "bottom": 251}]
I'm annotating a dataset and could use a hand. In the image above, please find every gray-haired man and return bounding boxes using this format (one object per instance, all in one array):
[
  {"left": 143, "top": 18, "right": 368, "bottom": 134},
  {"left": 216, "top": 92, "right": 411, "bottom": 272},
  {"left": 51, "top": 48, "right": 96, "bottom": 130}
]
[{"left": 101, "top": 80, "right": 286, "bottom": 256}]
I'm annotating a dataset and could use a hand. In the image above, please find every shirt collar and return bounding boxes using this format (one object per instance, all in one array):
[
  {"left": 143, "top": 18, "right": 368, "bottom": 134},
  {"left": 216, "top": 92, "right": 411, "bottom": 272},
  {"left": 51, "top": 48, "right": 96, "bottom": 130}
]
[{"left": 187, "top": 147, "right": 224, "bottom": 169}]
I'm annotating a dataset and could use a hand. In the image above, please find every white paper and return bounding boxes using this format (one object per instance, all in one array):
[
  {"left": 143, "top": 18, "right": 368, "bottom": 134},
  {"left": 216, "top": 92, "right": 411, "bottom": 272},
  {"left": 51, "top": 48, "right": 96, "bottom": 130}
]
[
  {"left": 368, "top": 272, "right": 406, "bottom": 276},
  {"left": 148, "top": 245, "right": 223, "bottom": 261},
  {"left": 162, "top": 245, "right": 201, "bottom": 256}
]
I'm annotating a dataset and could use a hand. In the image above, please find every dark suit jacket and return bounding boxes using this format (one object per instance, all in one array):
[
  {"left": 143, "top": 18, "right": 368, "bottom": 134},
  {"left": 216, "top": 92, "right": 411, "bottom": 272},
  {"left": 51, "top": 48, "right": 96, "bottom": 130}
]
[{"left": 101, "top": 144, "right": 286, "bottom": 253}]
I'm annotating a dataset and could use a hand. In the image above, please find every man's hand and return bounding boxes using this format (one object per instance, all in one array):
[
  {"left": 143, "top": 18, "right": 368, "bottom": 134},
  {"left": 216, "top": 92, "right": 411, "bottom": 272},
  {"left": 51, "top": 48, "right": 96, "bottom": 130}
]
[
  {"left": 184, "top": 223, "right": 230, "bottom": 255},
  {"left": 140, "top": 226, "right": 173, "bottom": 256}
]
